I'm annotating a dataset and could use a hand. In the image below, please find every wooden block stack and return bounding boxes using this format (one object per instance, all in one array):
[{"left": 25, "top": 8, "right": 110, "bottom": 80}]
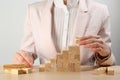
[
  {"left": 39, "top": 38, "right": 80, "bottom": 72},
  {"left": 39, "top": 58, "right": 57, "bottom": 72},
  {"left": 3, "top": 64, "right": 32, "bottom": 75},
  {"left": 67, "top": 46, "right": 80, "bottom": 72}
]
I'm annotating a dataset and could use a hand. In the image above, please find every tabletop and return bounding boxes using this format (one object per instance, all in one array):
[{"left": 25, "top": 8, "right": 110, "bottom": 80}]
[{"left": 0, "top": 66, "right": 120, "bottom": 80}]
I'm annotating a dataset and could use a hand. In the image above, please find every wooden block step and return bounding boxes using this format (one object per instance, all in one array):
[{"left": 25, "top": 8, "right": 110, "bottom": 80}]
[{"left": 3, "top": 64, "right": 26, "bottom": 69}]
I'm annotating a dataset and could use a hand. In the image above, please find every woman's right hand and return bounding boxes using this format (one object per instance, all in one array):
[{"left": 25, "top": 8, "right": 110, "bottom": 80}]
[{"left": 13, "top": 50, "right": 34, "bottom": 68}]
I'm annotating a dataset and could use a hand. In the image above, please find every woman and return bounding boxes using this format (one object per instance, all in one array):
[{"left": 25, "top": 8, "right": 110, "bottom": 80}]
[{"left": 13, "top": 0, "right": 115, "bottom": 67}]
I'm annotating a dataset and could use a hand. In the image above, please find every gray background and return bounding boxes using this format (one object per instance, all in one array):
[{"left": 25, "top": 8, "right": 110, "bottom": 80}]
[{"left": 0, "top": 0, "right": 120, "bottom": 65}]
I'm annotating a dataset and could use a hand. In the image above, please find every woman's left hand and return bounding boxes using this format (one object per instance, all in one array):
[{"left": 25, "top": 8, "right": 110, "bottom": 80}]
[{"left": 79, "top": 35, "right": 111, "bottom": 57}]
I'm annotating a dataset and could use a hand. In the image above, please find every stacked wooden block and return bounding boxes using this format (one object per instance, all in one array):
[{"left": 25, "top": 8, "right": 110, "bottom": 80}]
[
  {"left": 39, "top": 57, "right": 56, "bottom": 72},
  {"left": 39, "top": 38, "right": 80, "bottom": 72},
  {"left": 56, "top": 46, "right": 80, "bottom": 72},
  {"left": 3, "top": 64, "right": 32, "bottom": 75}
]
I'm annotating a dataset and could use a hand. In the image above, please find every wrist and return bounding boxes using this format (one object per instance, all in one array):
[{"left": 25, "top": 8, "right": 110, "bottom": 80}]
[
  {"left": 96, "top": 53, "right": 110, "bottom": 60},
  {"left": 99, "top": 46, "right": 111, "bottom": 57}
]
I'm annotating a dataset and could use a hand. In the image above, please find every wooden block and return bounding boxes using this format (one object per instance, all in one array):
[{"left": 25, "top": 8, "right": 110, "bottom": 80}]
[
  {"left": 4, "top": 69, "right": 26, "bottom": 75},
  {"left": 22, "top": 68, "right": 32, "bottom": 74},
  {"left": 61, "top": 50, "right": 69, "bottom": 61},
  {"left": 50, "top": 57, "right": 56, "bottom": 64},
  {"left": 75, "top": 37, "right": 80, "bottom": 44},
  {"left": 94, "top": 67, "right": 107, "bottom": 75},
  {"left": 56, "top": 54, "right": 64, "bottom": 72},
  {"left": 74, "top": 54, "right": 80, "bottom": 61},
  {"left": 3, "top": 64, "right": 26, "bottom": 69},
  {"left": 67, "top": 61, "right": 80, "bottom": 72},
  {"left": 74, "top": 63, "right": 80, "bottom": 72},
  {"left": 11, "top": 69, "right": 26, "bottom": 75},
  {"left": 39, "top": 64, "right": 45, "bottom": 72},
  {"left": 68, "top": 46, "right": 80, "bottom": 62},
  {"left": 56, "top": 60, "right": 64, "bottom": 72},
  {"left": 68, "top": 45, "right": 80, "bottom": 55},
  {"left": 45, "top": 61, "right": 51, "bottom": 67},
  {"left": 62, "top": 63, "right": 69, "bottom": 72},
  {"left": 56, "top": 67, "right": 64, "bottom": 72},
  {"left": 61, "top": 50, "right": 69, "bottom": 58},
  {"left": 68, "top": 62, "right": 76, "bottom": 72},
  {"left": 4, "top": 68, "right": 32, "bottom": 74},
  {"left": 50, "top": 57, "right": 56, "bottom": 71},
  {"left": 56, "top": 54, "right": 63, "bottom": 60},
  {"left": 56, "top": 54, "right": 63, "bottom": 64},
  {"left": 45, "top": 61, "right": 52, "bottom": 72},
  {"left": 107, "top": 67, "right": 114, "bottom": 75},
  {"left": 4, "top": 69, "right": 11, "bottom": 74},
  {"left": 56, "top": 61, "right": 64, "bottom": 72}
]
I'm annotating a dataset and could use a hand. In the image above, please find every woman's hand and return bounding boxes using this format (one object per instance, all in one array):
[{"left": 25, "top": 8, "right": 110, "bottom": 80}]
[
  {"left": 13, "top": 50, "right": 34, "bottom": 68},
  {"left": 78, "top": 35, "right": 111, "bottom": 57}
]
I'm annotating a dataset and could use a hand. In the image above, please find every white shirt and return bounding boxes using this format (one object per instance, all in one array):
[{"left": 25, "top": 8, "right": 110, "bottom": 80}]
[{"left": 54, "top": 0, "right": 79, "bottom": 51}]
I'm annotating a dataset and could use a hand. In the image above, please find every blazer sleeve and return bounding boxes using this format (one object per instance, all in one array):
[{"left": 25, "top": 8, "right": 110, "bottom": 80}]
[
  {"left": 95, "top": 6, "right": 115, "bottom": 66},
  {"left": 20, "top": 5, "right": 38, "bottom": 60}
]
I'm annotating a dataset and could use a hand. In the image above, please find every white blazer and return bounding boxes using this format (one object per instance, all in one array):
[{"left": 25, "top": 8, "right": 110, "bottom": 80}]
[{"left": 20, "top": 0, "right": 115, "bottom": 65}]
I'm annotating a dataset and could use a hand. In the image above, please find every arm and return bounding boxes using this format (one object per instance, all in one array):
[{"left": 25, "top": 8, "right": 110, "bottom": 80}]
[
  {"left": 20, "top": 5, "right": 37, "bottom": 61},
  {"left": 13, "top": 5, "right": 37, "bottom": 67},
  {"left": 78, "top": 6, "right": 115, "bottom": 66},
  {"left": 94, "top": 9, "right": 115, "bottom": 66}
]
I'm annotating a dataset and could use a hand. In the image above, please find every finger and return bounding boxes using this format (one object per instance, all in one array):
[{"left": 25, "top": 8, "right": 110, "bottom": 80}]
[
  {"left": 80, "top": 38, "right": 103, "bottom": 45},
  {"left": 15, "top": 53, "right": 25, "bottom": 63},
  {"left": 19, "top": 50, "right": 33, "bottom": 66},
  {"left": 80, "top": 35, "right": 100, "bottom": 41},
  {"left": 83, "top": 42, "right": 104, "bottom": 48},
  {"left": 15, "top": 53, "right": 31, "bottom": 67},
  {"left": 91, "top": 47, "right": 103, "bottom": 53}
]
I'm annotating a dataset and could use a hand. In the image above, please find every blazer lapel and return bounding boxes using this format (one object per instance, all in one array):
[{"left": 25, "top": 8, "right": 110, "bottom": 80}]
[
  {"left": 40, "top": 0, "right": 54, "bottom": 35},
  {"left": 73, "top": 0, "right": 91, "bottom": 38},
  {"left": 38, "top": 0, "right": 57, "bottom": 58},
  {"left": 73, "top": 12, "right": 91, "bottom": 39}
]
